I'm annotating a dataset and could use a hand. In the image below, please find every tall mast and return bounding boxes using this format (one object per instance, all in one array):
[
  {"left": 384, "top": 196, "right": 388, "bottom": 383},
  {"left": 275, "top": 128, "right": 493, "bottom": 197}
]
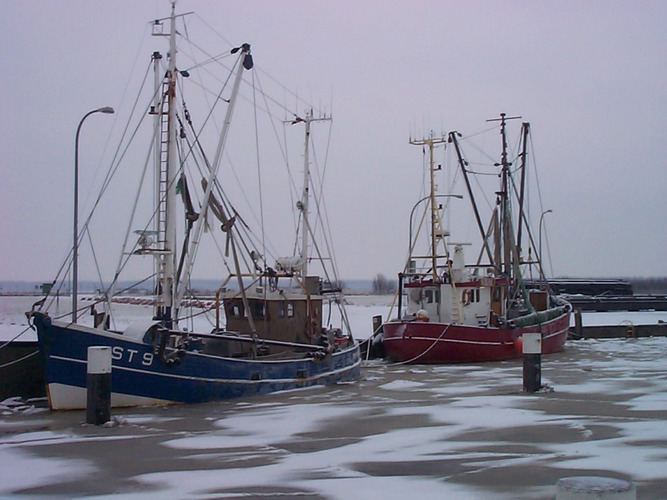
[
  {"left": 500, "top": 115, "right": 511, "bottom": 277},
  {"left": 172, "top": 43, "right": 252, "bottom": 316},
  {"left": 300, "top": 110, "right": 312, "bottom": 277},
  {"left": 150, "top": 2, "right": 179, "bottom": 322},
  {"left": 165, "top": 3, "right": 179, "bottom": 319},
  {"left": 410, "top": 134, "right": 446, "bottom": 281},
  {"left": 449, "top": 131, "right": 495, "bottom": 268},
  {"left": 516, "top": 122, "right": 530, "bottom": 261},
  {"left": 152, "top": 49, "right": 162, "bottom": 263},
  {"left": 487, "top": 113, "right": 521, "bottom": 278},
  {"left": 145, "top": 3, "right": 179, "bottom": 322},
  {"left": 294, "top": 109, "right": 330, "bottom": 277},
  {"left": 148, "top": 2, "right": 198, "bottom": 323}
]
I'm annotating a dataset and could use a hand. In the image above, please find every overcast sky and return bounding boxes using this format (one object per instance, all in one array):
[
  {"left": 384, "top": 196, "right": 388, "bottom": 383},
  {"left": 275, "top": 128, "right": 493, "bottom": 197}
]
[{"left": 1, "top": 0, "right": 666, "bottom": 283}]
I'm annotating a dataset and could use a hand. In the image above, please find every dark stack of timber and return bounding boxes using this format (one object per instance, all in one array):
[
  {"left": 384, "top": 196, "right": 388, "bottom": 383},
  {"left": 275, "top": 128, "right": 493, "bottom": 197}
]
[
  {"left": 525, "top": 279, "right": 634, "bottom": 297},
  {"left": 526, "top": 279, "right": 667, "bottom": 311},
  {"left": 567, "top": 295, "right": 667, "bottom": 312}
]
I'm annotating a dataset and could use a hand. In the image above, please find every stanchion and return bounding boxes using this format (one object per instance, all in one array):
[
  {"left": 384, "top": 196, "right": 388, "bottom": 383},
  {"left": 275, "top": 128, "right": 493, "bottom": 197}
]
[
  {"left": 86, "top": 346, "right": 111, "bottom": 425},
  {"left": 522, "top": 332, "right": 541, "bottom": 392}
]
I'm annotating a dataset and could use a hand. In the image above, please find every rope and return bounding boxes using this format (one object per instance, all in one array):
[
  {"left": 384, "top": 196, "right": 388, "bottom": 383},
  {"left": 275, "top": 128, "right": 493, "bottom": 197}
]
[
  {"left": 395, "top": 323, "right": 452, "bottom": 365},
  {"left": 0, "top": 349, "right": 39, "bottom": 370},
  {"left": 251, "top": 69, "right": 267, "bottom": 265},
  {"left": 0, "top": 326, "right": 33, "bottom": 351},
  {"left": 362, "top": 321, "right": 453, "bottom": 365}
]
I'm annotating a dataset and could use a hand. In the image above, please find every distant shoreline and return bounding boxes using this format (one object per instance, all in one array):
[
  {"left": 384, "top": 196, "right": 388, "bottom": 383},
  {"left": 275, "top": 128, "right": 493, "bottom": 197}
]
[{"left": 3, "top": 277, "right": 667, "bottom": 295}]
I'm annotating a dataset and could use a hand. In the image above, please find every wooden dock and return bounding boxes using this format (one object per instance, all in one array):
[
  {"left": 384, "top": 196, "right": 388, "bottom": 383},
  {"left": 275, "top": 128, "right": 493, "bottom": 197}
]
[
  {"left": 569, "top": 322, "right": 667, "bottom": 340},
  {"left": 569, "top": 308, "right": 667, "bottom": 339}
]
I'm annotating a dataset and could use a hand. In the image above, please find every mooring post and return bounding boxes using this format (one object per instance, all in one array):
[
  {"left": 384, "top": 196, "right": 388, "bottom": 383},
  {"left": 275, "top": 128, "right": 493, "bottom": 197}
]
[
  {"left": 86, "top": 346, "right": 111, "bottom": 425},
  {"left": 574, "top": 308, "right": 583, "bottom": 338},
  {"left": 372, "top": 315, "right": 383, "bottom": 336},
  {"left": 522, "top": 332, "right": 541, "bottom": 393}
]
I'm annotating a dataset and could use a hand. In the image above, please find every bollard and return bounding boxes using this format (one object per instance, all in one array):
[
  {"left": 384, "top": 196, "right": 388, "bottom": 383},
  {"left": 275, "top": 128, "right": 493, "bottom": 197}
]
[
  {"left": 522, "top": 332, "right": 541, "bottom": 393},
  {"left": 556, "top": 476, "right": 635, "bottom": 500},
  {"left": 372, "top": 315, "right": 383, "bottom": 336},
  {"left": 370, "top": 315, "right": 385, "bottom": 359},
  {"left": 574, "top": 308, "right": 583, "bottom": 338},
  {"left": 86, "top": 346, "right": 111, "bottom": 425}
]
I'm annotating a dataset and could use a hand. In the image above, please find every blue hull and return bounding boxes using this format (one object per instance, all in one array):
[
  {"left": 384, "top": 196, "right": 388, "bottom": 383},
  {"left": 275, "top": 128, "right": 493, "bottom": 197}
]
[{"left": 31, "top": 313, "right": 361, "bottom": 409}]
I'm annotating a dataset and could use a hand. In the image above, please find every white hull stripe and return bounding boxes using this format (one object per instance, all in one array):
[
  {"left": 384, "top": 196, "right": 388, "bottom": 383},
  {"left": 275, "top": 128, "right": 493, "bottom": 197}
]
[
  {"left": 50, "top": 354, "right": 361, "bottom": 385},
  {"left": 383, "top": 329, "right": 567, "bottom": 347},
  {"left": 48, "top": 383, "right": 170, "bottom": 410},
  {"left": 383, "top": 336, "right": 507, "bottom": 347}
]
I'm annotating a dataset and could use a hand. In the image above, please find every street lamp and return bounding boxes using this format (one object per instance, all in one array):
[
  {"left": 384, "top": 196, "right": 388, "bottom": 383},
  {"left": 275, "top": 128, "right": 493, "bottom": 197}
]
[
  {"left": 538, "top": 209, "right": 553, "bottom": 282},
  {"left": 72, "top": 106, "right": 114, "bottom": 323}
]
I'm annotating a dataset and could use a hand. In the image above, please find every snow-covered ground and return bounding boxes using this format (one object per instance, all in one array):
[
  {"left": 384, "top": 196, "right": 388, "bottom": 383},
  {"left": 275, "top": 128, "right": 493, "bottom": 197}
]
[
  {"left": 0, "top": 294, "right": 394, "bottom": 342},
  {"left": 1, "top": 295, "right": 667, "bottom": 498}
]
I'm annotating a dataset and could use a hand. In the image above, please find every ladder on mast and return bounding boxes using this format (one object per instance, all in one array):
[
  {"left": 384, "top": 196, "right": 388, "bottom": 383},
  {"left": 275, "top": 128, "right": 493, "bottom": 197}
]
[
  {"left": 153, "top": 74, "right": 174, "bottom": 314},
  {"left": 156, "top": 79, "right": 171, "bottom": 253}
]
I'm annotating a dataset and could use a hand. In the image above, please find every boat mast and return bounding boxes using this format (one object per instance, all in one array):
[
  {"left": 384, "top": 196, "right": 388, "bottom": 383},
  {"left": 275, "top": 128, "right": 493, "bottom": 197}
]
[
  {"left": 487, "top": 113, "right": 521, "bottom": 279},
  {"left": 295, "top": 109, "right": 331, "bottom": 278},
  {"left": 516, "top": 122, "right": 530, "bottom": 263},
  {"left": 148, "top": 2, "right": 180, "bottom": 323},
  {"left": 410, "top": 134, "right": 446, "bottom": 281},
  {"left": 448, "top": 131, "right": 496, "bottom": 269},
  {"left": 499, "top": 115, "right": 511, "bottom": 278},
  {"left": 300, "top": 110, "right": 312, "bottom": 277},
  {"left": 172, "top": 43, "right": 252, "bottom": 319}
]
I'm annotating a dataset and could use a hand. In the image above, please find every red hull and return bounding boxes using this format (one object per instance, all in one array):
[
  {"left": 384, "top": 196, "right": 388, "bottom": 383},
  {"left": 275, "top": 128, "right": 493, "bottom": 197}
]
[{"left": 382, "top": 310, "right": 570, "bottom": 364}]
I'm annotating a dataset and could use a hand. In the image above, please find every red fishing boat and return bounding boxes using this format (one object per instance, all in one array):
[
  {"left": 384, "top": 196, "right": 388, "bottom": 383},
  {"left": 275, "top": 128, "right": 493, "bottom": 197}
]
[{"left": 381, "top": 114, "right": 571, "bottom": 364}]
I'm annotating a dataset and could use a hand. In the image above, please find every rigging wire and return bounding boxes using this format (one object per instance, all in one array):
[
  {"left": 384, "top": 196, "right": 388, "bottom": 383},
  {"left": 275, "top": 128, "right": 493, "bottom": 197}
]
[
  {"left": 39, "top": 58, "right": 157, "bottom": 317},
  {"left": 251, "top": 68, "right": 267, "bottom": 271},
  {"left": 79, "top": 21, "right": 155, "bottom": 229},
  {"left": 35, "top": 13, "right": 353, "bottom": 340}
]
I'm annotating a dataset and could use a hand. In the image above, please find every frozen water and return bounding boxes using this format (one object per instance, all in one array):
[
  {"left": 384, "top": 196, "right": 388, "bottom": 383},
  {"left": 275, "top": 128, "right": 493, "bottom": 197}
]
[{"left": 1, "top": 295, "right": 667, "bottom": 498}]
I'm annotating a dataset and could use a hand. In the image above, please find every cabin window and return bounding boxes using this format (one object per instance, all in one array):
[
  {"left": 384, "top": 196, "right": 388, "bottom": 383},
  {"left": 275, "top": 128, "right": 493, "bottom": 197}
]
[
  {"left": 425, "top": 289, "right": 440, "bottom": 304},
  {"left": 228, "top": 301, "right": 244, "bottom": 318},
  {"left": 279, "top": 302, "right": 295, "bottom": 319},
  {"left": 475, "top": 289, "right": 480, "bottom": 302},
  {"left": 251, "top": 300, "right": 265, "bottom": 319}
]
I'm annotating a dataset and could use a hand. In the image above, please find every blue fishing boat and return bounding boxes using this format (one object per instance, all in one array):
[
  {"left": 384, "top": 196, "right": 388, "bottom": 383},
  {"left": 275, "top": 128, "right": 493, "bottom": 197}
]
[
  {"left": 28, "top": 2, "right": 359, "bottom": 410},
  {"left": 30, "top": 313, "right": 359, "bottom": 408}
]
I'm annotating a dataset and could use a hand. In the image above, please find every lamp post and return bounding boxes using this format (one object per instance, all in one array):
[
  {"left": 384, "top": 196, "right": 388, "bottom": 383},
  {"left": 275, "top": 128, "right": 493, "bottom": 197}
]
[
  {"left": 538, "top": 209, "right": 553, "bottom": 282},
  {"left": 72, "top": 106, "right": 114, "bottom": 323}
]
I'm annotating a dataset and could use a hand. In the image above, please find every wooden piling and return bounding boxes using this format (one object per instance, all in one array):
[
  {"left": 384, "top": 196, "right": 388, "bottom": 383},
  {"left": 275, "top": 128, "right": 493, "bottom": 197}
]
[
  {"left": 522, "top": 332, "right": 542, "bottom": 393},
  {"left": 86, "top": 346, "right": 111, "bottom": 425}
]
